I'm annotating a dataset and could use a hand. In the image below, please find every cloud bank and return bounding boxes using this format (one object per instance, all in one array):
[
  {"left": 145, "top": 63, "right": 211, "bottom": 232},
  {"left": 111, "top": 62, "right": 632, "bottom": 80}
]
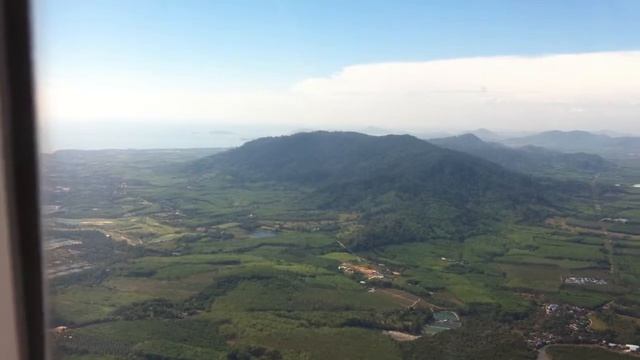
[{"left": 38, "top": 51, "right": 640, "bottom": 133}]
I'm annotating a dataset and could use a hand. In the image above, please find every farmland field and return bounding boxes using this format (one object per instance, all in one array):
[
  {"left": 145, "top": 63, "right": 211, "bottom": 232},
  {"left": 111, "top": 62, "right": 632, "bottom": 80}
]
[{"left": 43, "top": 148, "right": 640, "bottom": 359}]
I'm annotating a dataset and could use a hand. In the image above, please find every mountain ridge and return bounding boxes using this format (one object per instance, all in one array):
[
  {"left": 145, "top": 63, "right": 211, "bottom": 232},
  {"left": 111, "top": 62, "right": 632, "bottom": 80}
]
[
  {"left": 191, "top": 131, "right": 554, "bottom": 248},
  {"left": 501, "top": 130, "right": 640, "bottom": 158},
  {"left": 430, "top": 133, "right": 613, "bottom": 175}
]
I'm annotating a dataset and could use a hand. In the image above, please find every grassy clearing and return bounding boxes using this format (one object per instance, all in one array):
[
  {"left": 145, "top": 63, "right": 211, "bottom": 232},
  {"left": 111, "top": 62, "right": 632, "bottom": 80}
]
[
  {"left": 51, "top": 286, "right": 152, "bottom": 325},
  {"left": 589, "top": 313, "right": 609, "bottom": 331},
  {"left": 321, "top": 251, "right": 363, "bottom": 263},
  {"left": 251, "top": 327, "right": 403, "bottom": 360},
  {"left": 58, "top": 319, "right": 228, "bottom": 359},
  {"left": 372, "top": 242, "right": 461, "bottom": 269},
  {"left": 546, "top": 345, "right": 637, "bottom": 360},
  {"left": 492, "top": 262, "right": 564, "bottom": 292},
  {"left": 442, "top": 273, "right": 496, "bottom": 304},
  {"left": 104, "top": 275, "right": 213, "bottom": 301},
  {"left": 213, "top": 278, "right": 401, "bottom": 312},
  {"left": 185, "top": 231, "right": 337, "bottom": 254},
  {"left": 207, "top": 309, "right": 404, "bottom": 360},
  {"left": 495, "top": 254, "right": 597, "bottom": 269},
  {"left": 547, "top": 290, "right": 613, "bottom": 309}
]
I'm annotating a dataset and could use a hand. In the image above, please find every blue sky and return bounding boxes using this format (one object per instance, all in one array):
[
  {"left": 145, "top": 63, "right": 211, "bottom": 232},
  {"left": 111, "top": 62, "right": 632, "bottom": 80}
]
[
  {"left": 33, "top": 0, "right": 640, "bottom": 149},
  {"left": 35, "top": 0, "right": 640, "bottom": 86}
]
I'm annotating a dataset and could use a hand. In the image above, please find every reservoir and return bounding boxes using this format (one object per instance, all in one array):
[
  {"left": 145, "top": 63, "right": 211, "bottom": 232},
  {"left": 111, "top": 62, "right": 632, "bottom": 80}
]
[{"left": 250, "top": 229, "right": 276, "bottom": 239}]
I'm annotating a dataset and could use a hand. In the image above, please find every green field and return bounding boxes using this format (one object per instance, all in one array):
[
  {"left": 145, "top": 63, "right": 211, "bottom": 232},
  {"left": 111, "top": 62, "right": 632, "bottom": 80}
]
[
  {"left": 43, "top": 148, "right": 640, "bottom": 359},
  {"left": 546, "top": 345, "right": 637, "bottom": 360}
]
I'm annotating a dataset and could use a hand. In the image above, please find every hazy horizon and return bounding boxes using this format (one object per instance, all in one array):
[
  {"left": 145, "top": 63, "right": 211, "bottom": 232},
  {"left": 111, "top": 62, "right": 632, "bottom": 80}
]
[
  {"left": 39, "top": 122, "right": 640, "bottom": 153},
  {"left": 34, "top": 1, "right": 640, "bottom": 151}
]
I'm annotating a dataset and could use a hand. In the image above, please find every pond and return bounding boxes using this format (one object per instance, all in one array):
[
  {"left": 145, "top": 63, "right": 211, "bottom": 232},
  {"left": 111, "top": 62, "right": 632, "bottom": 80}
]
[
  {"left": 423, "top": 311, "right": 461, "bottom": 335},
  {"left": 250, "top": 229, "right": 276, "bottom": 239}
]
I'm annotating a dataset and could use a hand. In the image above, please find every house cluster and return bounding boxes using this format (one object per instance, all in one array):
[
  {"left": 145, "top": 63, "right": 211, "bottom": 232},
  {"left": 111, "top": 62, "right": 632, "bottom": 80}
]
[
  {"left": 276, "top": 220, "right": 337, "bottom": 232},
  {"left": 545, "top": 303, "right": 560, "bottom": 315},
  {"left": 259, "top": 224, "right": 283, "bottom": 232},
  {"left": 527, "top": 332, "right": 560, "bottom": 349},
  {"left": 564, "top": 276, "right": 607, "bottom": 285},
  {"left": 189, "top": 226, "right": 234, "bottom": 240},
  {"left": 338, "top": 263, "right": 385, "bottom": 280},
  {"left": 153, "top": 212, "right": 185, "bottom": 227},
  {"left": 113, "top": 181, "right": 128, "bottom": 196},
  {"left": 600, "top": 217, "right": 629, "bottom": 224},
  {"left": 544, "top": 303, "right": 588, "bottom": 318},
  {"left": 53, "top": 326, "right": 68, "bottom": 334},
  {"left": 51, "top": 326, "right": 74, "bottom": 340},
  {"left": 529, "top": 304, "right": 640, "bottom": 355},
  {"left": 528, "top": 303, "right": 594, "bottom": 349},
  {"left": 53, "top": 186, "right": 71, "bottom": 193},
  {"left": 606, "top": 343, "right": 640, "bottom": 353}
]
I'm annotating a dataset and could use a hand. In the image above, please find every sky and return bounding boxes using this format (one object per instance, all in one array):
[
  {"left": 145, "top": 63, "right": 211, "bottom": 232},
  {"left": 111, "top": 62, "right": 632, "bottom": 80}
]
[{"left": 33, "top": 0, "right": 640, "bottom": 150}]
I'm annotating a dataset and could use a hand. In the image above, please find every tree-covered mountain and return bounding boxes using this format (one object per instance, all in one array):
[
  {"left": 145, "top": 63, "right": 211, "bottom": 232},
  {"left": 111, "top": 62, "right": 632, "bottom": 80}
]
[
  {"left": 469, "top": 128, "right": 504, "bottom": 142},
  {"left": 192, "top": 132, "right": 554, "bottom": 248},
  {"left": 500, "top": 130, "right": 640, "bottom": 159},
  {"left": 430, "top": 133, "right": 613, "bottom": 176}
]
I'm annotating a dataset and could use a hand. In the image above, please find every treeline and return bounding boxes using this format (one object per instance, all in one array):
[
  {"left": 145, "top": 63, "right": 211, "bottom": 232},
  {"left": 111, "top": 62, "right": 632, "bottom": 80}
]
[
  {"left": 342, "top": 308, "right": 433, "bottom": 334},
  {"left": 401, "top": 319, "right": 536, "bottom": 360}
]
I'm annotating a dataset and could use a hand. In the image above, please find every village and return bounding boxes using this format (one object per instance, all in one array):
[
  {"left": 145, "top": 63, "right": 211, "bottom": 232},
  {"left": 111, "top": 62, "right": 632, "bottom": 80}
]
[
  {"left": 525, "top": 303, "right": 640, "bottom": 357},
  {"left": 332, "top": 255, "right": 635, "bottom": 351},
  {"left": 336, "top": 259, "right": 463, "bottom": 340},
  {"left": 563, "top": 276, "right": 608, "bottom": 286},
  {"left": 337, "top": 262, "right": 391, "bottom": 281}
]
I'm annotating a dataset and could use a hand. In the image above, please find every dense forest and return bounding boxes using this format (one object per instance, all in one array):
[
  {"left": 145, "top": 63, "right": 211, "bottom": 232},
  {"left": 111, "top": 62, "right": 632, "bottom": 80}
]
[{"left": 193, "top": 132, "right": 560, "bottom": 248}]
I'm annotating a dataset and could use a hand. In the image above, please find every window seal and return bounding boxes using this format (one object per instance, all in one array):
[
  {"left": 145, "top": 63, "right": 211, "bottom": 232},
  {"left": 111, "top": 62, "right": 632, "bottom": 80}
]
[{"left": 0, "top": 0, "right": 46, "bottom": 359}]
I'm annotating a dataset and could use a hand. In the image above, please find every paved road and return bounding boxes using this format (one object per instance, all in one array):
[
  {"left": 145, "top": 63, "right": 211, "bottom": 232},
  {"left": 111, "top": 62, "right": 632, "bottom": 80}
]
[
  {"left": 537, "top": 346, "right": 551, "bottom": 360},
  {"left": 591, "top": 173, "right": 618, "bottom": 276}
]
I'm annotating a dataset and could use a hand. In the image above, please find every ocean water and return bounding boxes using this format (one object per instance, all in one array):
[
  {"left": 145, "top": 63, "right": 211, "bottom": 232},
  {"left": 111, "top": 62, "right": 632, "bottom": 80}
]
[{"left": 38, "top": 121, "right": 308, "bottom": 152}]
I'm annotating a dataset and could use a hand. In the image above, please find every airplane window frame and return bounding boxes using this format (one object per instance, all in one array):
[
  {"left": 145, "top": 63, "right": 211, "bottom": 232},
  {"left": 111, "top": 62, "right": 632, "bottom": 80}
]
[
  {"left": 0, "top": 0, "right": 46, "bottom": 359},
  {"left": 5, "top": 1, "right": 640, "bottom": 360}
]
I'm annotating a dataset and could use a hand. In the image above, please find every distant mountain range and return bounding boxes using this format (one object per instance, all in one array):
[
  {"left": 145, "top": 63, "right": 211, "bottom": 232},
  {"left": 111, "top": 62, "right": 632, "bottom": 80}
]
[
  {"left": 499, "top": 130, "right": 640, "bottom": 159},
  {"left": 468, "top": 128, "right": 505, "bottom": 142},
  {"left": 430, "top": 133, "right": 613, "bottom": 176},
  {"left": 192, "top": 131, "right": 554, "bottom": 248}
]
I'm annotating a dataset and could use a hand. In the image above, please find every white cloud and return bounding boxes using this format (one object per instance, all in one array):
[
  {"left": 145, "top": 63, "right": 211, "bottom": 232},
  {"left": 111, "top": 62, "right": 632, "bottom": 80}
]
[{"left": 37, "top": 51, "right": 640, "bottom": 133}]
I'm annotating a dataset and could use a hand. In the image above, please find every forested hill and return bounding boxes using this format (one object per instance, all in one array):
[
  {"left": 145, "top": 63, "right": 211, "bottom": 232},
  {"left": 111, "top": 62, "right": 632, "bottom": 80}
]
[
  {"left": 194, "top": 131, "right": 524, "bottom": 187},
  {"left": 193, "top": 131, "right": 448, "bottom": 184},
  {"left": 430, "top": 133, "right": 613, "bottom": 176},
  {"left": 501, "top": 130, "right": 640, "bottom": 159},
  {"left": 191, "top": 131, "right": 555, "bottom": 248}
]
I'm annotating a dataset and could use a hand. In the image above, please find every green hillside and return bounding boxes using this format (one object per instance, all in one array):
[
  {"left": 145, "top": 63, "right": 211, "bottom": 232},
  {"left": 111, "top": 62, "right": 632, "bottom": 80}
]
[
  {"left": 192, "top": 132, "right": 553, "bottom": 248},
  {"left": 431, "top": 133, "right": 613, "bottom": 177}
]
